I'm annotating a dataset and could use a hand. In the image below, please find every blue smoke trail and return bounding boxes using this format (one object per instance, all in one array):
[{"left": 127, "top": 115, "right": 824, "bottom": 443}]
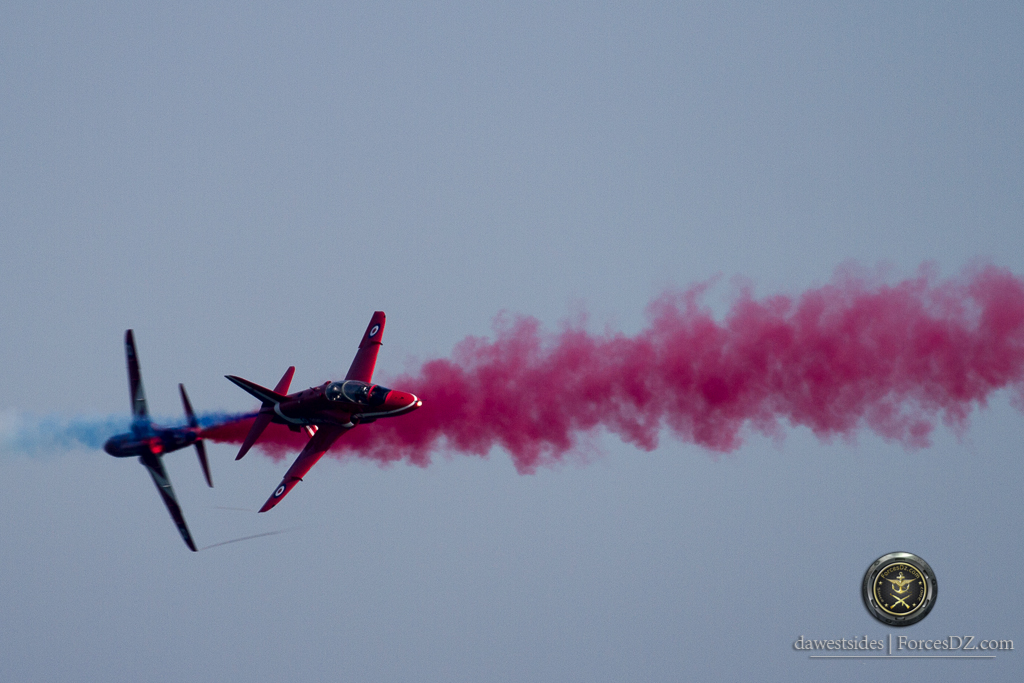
[
  {"left": 0, "top": 412, "right": 130, "bottom": 458},
  {"left": 0, "top": 411, "right": 252, "bottom": 458}
]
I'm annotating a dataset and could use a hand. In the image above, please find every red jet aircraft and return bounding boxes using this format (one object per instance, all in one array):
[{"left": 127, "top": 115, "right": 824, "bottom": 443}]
[{"left": 226, "top": 312, "right": 422, "bottom": 511}]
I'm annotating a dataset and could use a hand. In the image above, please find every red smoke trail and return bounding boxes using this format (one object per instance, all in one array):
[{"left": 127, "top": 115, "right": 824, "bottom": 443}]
[{"left": 204, "top": 264, "right": 1024, "bottom": 472}]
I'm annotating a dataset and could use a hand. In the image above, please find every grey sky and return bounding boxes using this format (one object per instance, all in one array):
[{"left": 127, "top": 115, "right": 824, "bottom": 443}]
[{"left": 1, "top": 2, "right": 1022, "bottom": 681}]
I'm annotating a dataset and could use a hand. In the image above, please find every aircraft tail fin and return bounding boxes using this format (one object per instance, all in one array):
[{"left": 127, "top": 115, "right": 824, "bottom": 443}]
[
  {"left": 179, "top": 384, "right": 212, "bottom": 487},
  {"left": 344, "top": 312, "right": 386, "bottom": 383},
  {"left": 272, "top": 366, "right": 295, "bottom": 394}
]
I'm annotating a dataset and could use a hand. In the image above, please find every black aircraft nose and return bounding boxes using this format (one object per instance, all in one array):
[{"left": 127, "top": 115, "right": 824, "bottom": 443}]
[{"left": 103, "top": 438, "right": 118, "bottom": 456}]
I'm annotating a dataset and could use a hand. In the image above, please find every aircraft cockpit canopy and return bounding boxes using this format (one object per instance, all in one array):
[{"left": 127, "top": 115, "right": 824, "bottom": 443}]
[{"left": 326, "top": 380, "right": 390, "bottom": 406}]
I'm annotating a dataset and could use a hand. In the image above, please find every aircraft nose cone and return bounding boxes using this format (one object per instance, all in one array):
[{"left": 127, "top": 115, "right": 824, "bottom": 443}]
[
  {"left": 385, "top": 391, "right": 421, "bottom": 411},
  {"left": 103, "top": 439, "right": 117, "bottom": 456}
]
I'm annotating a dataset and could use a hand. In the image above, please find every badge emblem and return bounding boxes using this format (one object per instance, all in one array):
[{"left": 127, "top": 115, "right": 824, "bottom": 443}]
[{"left": 862, "top": 552, "right": 937, "bottom": 626}]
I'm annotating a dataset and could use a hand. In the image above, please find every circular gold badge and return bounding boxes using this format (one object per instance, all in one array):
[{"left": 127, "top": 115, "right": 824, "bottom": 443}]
[{"left": 863, "top": 552, "right": 937, "bottom": 626}]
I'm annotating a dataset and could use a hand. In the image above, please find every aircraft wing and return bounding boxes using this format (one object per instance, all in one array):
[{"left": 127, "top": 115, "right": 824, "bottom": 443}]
[
  {"left": 125, "top": 330, "right": 148, "bottom": 419},
  {"left": 344, "top": 311, "right": 386, "bottom": 383},
  {"left": 258, "top": 423, "right": 349, "bottom": 512},
  {"left": 140, "top": 453, "right": 198, "bottom": 551}
]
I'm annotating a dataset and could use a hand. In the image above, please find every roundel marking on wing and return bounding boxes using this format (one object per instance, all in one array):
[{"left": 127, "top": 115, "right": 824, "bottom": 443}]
[
  {"left": 275, "top": 485, "right": 286, "bottom": 497},
  {"left": 369, "top": 325, "right": 380, "bottom": 337}
]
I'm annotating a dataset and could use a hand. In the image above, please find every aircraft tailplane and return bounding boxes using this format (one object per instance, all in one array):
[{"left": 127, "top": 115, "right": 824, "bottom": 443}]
[
  {"left": 179, "top": 383, "right": 212, "bottom": 486},
  {"left": 235, "top": 410, "right": 273, "bottom": 461},
  {"left": 229, "top": 367, "right": 295, "bottom": 461},
  {"left": 194, "top": 440, "right": 212, "bottom": 487},
  {"left": 225, "top": 375, "right": 290, "bottom": 406}
]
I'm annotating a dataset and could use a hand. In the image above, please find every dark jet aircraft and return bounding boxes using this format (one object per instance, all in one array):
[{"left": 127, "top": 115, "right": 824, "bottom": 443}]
[
  {"left": 226, "top": 311, "right": 422, "bottom": 512},
  {"left": 103, "top": 330, "right": 212, "bottom": 551}
]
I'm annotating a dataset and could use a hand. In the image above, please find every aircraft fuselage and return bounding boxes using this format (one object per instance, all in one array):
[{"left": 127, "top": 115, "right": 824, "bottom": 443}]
[
  {"left": 270, "top": 380, "right": 420, "bottom": 428},
  {"left": 104, "top": 425, "right": 201, "bottom": 458}
]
